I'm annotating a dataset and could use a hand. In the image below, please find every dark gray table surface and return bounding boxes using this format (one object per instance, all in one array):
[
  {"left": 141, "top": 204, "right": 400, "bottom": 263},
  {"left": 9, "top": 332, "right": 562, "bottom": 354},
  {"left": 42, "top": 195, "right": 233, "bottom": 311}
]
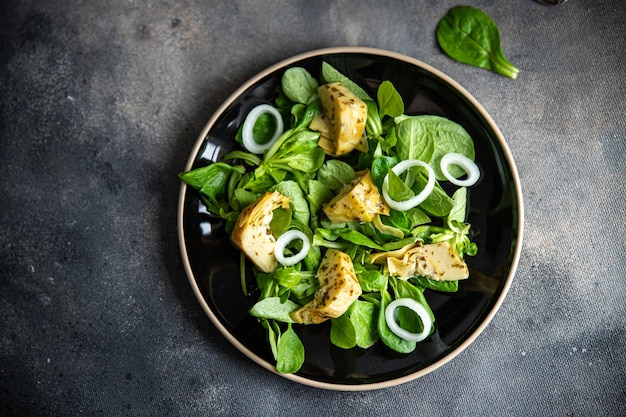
[{"left": 1, "top": 0, "right": 624, "bottom": 415}]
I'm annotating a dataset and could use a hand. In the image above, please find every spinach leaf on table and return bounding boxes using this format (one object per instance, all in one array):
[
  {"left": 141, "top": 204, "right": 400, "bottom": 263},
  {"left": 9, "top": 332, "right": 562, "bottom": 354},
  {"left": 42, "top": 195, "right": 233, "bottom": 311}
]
[{"left": 436, "top": 6, "right": 519, "bottom": 79}]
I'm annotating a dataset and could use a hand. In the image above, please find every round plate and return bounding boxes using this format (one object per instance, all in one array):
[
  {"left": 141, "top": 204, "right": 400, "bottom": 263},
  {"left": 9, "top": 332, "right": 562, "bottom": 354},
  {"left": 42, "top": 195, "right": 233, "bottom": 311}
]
[{"left": 177, "top": 47, "right": 524, "bottom": 390}]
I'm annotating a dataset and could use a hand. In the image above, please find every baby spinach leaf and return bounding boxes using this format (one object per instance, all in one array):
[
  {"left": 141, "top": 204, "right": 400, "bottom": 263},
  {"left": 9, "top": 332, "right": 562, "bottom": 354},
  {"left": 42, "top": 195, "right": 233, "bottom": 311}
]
[
  {"left": 289, "top": 270, "right": 318, "bottom": 305},
  {"left": 249, "top": 297, "right": 299, "bottom": 322},
  {"left": 377, "top": 289, "right": 416, "bottom": 353},
  {"left": 282, "top": 145, "right": 325, "bottom": 173},
  {"left": 364, "top": 100, "right": 383, "bottom": 139},
  {"left": 371, "top": 156, "right": 397, "bottom": 189},
  {"left": 377, "top": 80, "right": 404, "bottom": 120},
  {"left": 231, "top": 187, "right": 257, "bottom": 212},
  {"left": 316, "top": 159, "right": 356, "bottom": 193},
  {"left": 436, "top": 6, "right": 519, "bottom": 79},
  {"left": 350, "top": 300, "right": 379, "bottom": 349},
  {"left": 380, "top": 236, "right": 421, "bottom": 252},
  {"left": 417, "top": 180, "right": 455, "bottom": 218},
  {"left": 406, "top": 207, "right": 431, "bottom": 228},
  {"left": 274, "top": 85, "right": 296, "bottom": 115},
  {"left": 259, "top": 130, "right": 325, "bottom": 180},
  {"left": 395, "top": 117, "right": 435, "bottom": 163},
  {"left": 179, "top": 163, "right": 246, "bottom": 213},
  {"left": 334, "top": 229, "right": 385, "bottom": 250},
  {"left": 222, "top": 150, "right": 261, "bottom": 167},
  {"left": 307, "top": 180, "right": 333, "bottom": 213},
  {"left": 381, "top": 125, "right": 398, "bottom": 152},
  {"left": 321, "top": 62, "right": 372, "bottom": 101},
  {"left": 179, "top": 162, "right": 240, "bottom": 194},
  {"left": 392, "top": 278, "right": 435, "bottom": 324},
  {"left": 292, "top": 100, "right": 320, "bottom": 132},
  {"left": 330, "top": 314, "right": 357, "bottom": 349},
  {"left": 307, "top": 179, "right": 333, "bottom": 230},
  {"left": 271, "top": 180, "right": 309, "bottom": 226},
  {"left": 312, "top": 228, "right": 351, "bottom": 251},
  {"left": 448, "top": 187, "right": 468, "bottom": 224},
  {"left": 276, "top": 323, "right": 305, "bottom": 374},
  {"left": 236, "top": 171, "right": 275, "bottom": 194},
  {"left": 274, "top": 265, "right": 309, "bottom": 289},
  {"left": 355, "top": 264, "right": 388, "bottom": 292},
  {"left": 281, "top": 67, "right": 319, "bottom": 104},
  {"left": 425, "top": 118, "right": 475, "bottom": 180},
  {"left": 411, "top": 277, "right": 459, "bottom": 293},
  {"left": 386, "top": 168, "right": 416, "bottom": 203},
  {"left": 397, "top": 115, "right": 474, "bottom": 181},
  {"left": 269, "top": 206, "right": 292, "bottom": 237}
]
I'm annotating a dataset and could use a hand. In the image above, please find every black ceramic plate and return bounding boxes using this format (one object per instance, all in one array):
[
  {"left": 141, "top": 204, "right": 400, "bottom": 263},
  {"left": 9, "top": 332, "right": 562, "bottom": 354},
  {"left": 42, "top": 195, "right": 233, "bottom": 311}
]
[{"left": 177, "top": 47, "right": 524, "bottom": 390}]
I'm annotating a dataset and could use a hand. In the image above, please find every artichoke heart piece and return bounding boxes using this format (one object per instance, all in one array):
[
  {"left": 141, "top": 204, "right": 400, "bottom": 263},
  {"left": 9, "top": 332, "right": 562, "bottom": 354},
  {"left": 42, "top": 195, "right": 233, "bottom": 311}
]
[
  {"left": 322, "top": 169, "right": 389, "bottom": 223},
  {"left": 231, "top": 191, "right": 290, "bottom": 273},
  {"left": 371, "top": 241, "right": 469, "bottom": 281},
  {"left": 290, "top": 249, "right": 362, "bottom": 324},
  {"left": 313, "top": 82, "right": 368, "bottom": 157}
]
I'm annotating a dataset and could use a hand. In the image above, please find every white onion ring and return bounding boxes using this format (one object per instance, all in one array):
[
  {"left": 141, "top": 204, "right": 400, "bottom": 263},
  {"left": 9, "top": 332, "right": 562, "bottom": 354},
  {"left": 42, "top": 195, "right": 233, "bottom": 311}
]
[
  {"left": 241, "top": 104, "right": 284, "bottom": 154},
  {"left": 274, "top": 230, "right": 310, "bottom": 266},
  {"left": 382, "top": 159, "right": 436, "bottom": 211},
  {"left": 440, "top": 153, "right": 480, "bottom": 187},
  {"left": 385, "top": 298, "right": 433, "bottom": 342}
]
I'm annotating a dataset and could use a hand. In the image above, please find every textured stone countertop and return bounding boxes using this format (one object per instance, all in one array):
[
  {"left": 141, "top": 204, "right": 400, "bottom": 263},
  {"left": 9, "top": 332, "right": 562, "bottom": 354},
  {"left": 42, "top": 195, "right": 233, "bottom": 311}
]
[{"left": 1, "top": 0, "right": 624, "bottom": 415}]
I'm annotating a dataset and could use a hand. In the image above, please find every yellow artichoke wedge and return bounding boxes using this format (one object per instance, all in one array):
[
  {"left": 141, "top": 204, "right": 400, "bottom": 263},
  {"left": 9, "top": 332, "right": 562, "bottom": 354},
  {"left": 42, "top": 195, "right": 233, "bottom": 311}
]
[
  {"left": 322, "top": 169, "right": 389, "bottom": 224},
  {"left": 231, "top": 191, "right": 290, "bottom": 273},
  {"left": 313, "top": 82, "right": 368, "bottom": 157},
  {"left": 371, "top": 241, "right": 469, "bottom": 281},
  {"left": 290, "top": 249, "right": 362, "bottom": 324}
]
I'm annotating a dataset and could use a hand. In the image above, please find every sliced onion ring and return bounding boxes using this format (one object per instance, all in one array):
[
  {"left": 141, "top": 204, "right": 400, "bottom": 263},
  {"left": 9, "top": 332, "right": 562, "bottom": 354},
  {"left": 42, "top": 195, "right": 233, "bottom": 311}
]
[
  {"left": 385, "top": 298, "right": 433, "bottom": 343},
  {"left": 382, "top": 159, "right": 436, "bottom": 211},
  {"left": 440, "top": 153, "right": 480, "bottom": 187},
  {"left": 274, "top": 230, "right": 310, "bottom": 266},
  {"left": 241, "top": 104, "right": 284, "bottom": 154}
]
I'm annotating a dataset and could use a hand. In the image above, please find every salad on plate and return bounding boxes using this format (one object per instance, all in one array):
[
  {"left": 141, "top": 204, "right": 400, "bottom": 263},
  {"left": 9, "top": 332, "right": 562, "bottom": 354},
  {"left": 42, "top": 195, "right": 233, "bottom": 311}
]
[{"left": 179, "top": 61, "right": 481, "bottom": 374}]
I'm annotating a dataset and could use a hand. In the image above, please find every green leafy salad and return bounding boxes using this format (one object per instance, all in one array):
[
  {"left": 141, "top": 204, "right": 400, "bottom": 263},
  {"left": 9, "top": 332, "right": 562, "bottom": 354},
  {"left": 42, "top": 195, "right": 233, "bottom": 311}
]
[{"left": 179, "top": 62, "right": 481, "bottom": 374}]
